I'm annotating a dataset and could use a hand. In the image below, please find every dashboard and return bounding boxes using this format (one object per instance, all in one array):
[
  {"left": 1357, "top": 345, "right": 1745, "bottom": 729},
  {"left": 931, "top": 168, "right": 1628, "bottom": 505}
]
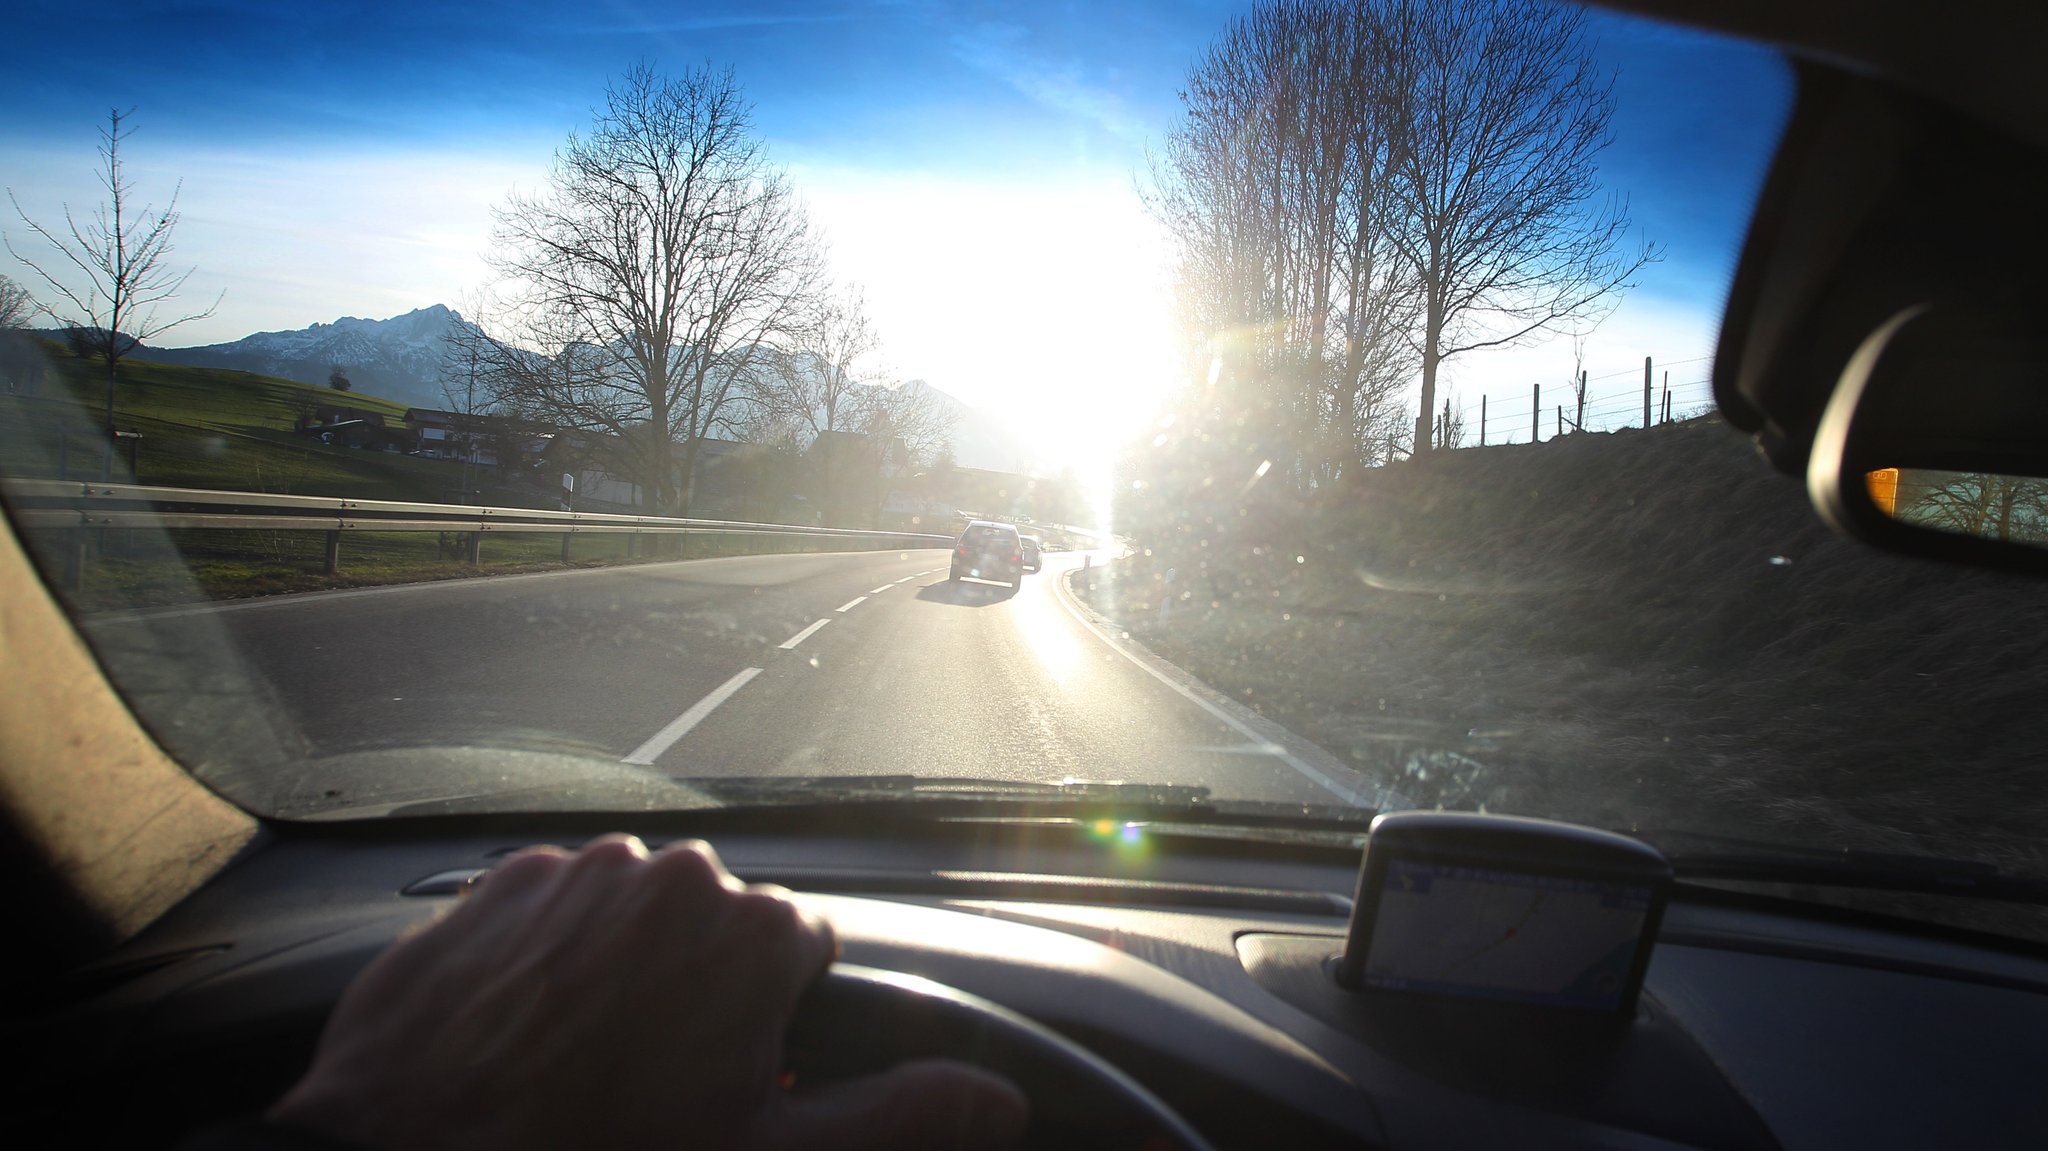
[{"left": 17, "top": 813, "right": 2048, "bottom": 1149}]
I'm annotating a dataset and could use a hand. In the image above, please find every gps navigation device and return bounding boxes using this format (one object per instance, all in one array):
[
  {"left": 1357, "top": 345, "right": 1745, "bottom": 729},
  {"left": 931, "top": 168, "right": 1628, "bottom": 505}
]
[{"left": 1334, "top": 812, "right": 1673, "bottom": 1016}]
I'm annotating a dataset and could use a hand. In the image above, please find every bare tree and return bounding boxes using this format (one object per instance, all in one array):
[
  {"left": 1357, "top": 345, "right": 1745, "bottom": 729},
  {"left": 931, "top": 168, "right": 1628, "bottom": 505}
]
[
  {"left": 768, "top": 285, "right": 884, "bottom": 441},
  {"left": 1384, "top": 0, "right": 1656, "bottom": 452},
  {"left": 0, "top": 274, "right": 37, "bottom": 330},
  {"left": 478, "top": 65, "right": 822, "bottom": 515},
  {"left": 1150, "top": 0, "right": 1418, "bottom": 488},
  {"left": 856, "top": 380, "right": 958, "bottom": 470},
  {"left": 7, "top": 109, "right": 221, "bottom": 434},
  {"left": 1897, "top": 471, "right": 2048, "bottom": 544}
]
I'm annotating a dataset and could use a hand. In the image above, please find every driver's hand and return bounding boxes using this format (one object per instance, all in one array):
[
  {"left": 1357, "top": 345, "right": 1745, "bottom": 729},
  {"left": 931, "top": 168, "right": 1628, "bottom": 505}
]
[{"left": 268, "top": 835, "right": 1029, "bottom": 1150}]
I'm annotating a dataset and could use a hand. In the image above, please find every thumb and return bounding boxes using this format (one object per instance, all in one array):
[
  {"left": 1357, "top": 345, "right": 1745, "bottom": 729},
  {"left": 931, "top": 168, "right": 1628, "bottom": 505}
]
[{"left": 757, "top": 1059, "right": 1030, "bottom": 1151}]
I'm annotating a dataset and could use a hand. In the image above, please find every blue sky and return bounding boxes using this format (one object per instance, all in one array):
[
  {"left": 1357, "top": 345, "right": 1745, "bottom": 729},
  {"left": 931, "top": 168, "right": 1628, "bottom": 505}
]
[{"left": 2, "top": 0, "right": 1789, "bottom": 470}]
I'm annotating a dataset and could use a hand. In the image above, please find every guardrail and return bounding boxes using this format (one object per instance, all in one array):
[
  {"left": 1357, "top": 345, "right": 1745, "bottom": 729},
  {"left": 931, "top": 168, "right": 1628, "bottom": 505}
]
[{"left": 3, "top": 480, "right": 958, "bottom": 590}]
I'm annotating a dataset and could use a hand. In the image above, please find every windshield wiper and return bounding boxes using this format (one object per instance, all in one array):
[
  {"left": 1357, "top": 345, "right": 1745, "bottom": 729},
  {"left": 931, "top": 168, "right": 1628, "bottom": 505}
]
[
  {"left": 1636, "top": 828, "right": 2048, "bottom": 906},
  {"left": 669, "top": 775, "right": 1380, "bottom": 838}
]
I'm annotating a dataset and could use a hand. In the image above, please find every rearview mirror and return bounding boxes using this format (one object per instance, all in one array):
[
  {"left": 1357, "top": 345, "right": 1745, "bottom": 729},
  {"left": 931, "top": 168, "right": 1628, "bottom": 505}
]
[
  {"left": 1809, "top": 303, "right": 2048, "bottom": 572},
  {"left": 1867, "top": 468, "right": 2048, "bottom": 550}
]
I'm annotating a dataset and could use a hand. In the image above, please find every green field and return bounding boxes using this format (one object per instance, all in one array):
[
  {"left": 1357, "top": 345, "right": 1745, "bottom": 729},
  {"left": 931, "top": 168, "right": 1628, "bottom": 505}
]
[
  {"left": 0, "top": 343, "right": 529, "bottom": 504},
  {"left": 1, "top": 343, "right": 852, "bottom": 608}
]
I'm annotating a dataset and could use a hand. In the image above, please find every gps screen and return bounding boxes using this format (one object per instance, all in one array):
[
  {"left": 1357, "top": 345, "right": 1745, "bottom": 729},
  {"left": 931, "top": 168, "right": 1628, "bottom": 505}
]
[{"left": 1362, "top": 859, "right": 1651, "bottom": 1011}]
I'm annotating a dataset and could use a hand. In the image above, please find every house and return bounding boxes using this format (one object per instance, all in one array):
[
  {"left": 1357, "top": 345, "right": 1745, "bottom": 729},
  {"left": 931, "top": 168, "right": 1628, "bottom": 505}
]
[
  {"left": 403, "top": 408, "right": 549, "bottom": 466},
  {"left": 535, "top": 430, "right": 794, "bottom": 518}
]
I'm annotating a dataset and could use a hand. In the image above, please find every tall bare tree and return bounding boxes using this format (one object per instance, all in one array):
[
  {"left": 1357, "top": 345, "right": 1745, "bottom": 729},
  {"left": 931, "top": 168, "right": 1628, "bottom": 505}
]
[
  {"left": 7, "top": 109, "right": 221, "bottom": 434},
  {"left": 1384, "top": 0, "right": 1655, "bottom": 453},
  {"left": 477, "top": 64, "right": 822, "bottom": 514},
  {"left": 1150, "top": 0, "right": 1418, "bottom": 487}
]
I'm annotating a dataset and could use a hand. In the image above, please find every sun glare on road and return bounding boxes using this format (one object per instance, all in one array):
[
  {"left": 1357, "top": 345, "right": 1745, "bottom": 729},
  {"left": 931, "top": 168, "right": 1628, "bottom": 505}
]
[{"left": 1014, "top": 566, "right": 1087, "bottom": 688}]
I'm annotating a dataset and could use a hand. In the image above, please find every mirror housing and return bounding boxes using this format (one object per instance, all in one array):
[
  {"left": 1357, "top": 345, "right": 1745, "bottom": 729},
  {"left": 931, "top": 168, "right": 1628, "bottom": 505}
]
[
  {"left": 1713, "top": 61, "right": 2048, "bottom": 572},
  {"left": 1808, "top": 302, "right": 2048, "bottom": 571}
]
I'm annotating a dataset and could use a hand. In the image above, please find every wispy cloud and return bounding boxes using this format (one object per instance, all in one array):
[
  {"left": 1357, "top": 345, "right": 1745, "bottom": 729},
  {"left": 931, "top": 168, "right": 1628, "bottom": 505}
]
[{"left": 948, "top": 22, "right": 1149, "bottom": 141}]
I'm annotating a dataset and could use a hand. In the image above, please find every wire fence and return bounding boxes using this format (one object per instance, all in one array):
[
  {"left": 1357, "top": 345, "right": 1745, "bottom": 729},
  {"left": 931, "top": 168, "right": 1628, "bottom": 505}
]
[{"left": 1435, "top": 356, "right": 1716, "bottom": 449}]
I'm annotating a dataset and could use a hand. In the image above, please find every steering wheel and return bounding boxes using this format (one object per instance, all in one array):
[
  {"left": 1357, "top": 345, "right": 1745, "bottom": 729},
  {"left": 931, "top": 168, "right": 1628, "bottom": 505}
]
[{"left": 787, "top": 965, "right": 1216, "bottom": 1151}]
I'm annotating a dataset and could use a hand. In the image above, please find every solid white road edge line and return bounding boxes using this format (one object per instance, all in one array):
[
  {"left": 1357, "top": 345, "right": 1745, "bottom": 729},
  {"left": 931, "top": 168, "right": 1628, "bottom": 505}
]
[
  {"left": 835, "top": 596, "right": 867, "bottom": 612},
  {"left": 621, "top": 667, "right": 763, "bottom": 766},
  {"left": 778, "top": 618, "right": 831, "bottom": 650},
  {"left": 1048, "top": 564, "right": 1387, "bottom": 809}
]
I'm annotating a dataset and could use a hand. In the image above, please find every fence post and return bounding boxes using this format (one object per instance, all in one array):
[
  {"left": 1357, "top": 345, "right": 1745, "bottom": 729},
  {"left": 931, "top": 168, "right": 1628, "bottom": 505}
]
[
  {"left": 1662, "top": 370, "right": 1671, "bottom": 424},
  {"left": 1480, "top": 395, "right": 1487, "bottom": 446},
  {"left": 1643, "top": 356, "right": 1653, "bottom": 428},
  {"left": 1531, "top": 383, "right": 1540, "bottom": 443},
  {"left": 323, "top": 530, "right": 341, "bottom": 575},
  {"left": 1577, "top": 370, "right": 1587, "bottom": 432},
  {"left": 1557, "top": 404, "right": 1564, "bottom": 438}
]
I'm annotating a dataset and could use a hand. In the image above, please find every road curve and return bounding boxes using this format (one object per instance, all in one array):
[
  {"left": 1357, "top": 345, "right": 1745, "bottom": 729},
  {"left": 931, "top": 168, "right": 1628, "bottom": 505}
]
[{"left": 82, "top": 547, "right": 1387, "bottom": 813}]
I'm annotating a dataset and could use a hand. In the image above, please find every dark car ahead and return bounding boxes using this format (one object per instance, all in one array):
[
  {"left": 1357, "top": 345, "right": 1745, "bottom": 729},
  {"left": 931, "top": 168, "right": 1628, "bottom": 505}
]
[
  {"left": 949, "top": 520, "right": 1024, "bottom": 587},
  {"left": 1020, "top": 536, "right": 1042, "bottom": 573}
]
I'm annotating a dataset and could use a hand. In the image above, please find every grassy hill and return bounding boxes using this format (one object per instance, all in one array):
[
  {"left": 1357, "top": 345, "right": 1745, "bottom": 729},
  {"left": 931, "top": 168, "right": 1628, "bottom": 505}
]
[
  {"left": 0, "top": 344, "right": 643, "bottom": 606},
  {"left": 1083, "top": 419, "right": 2048, "bottom": 940},
  {"left": 0, "top": 343, "right": 525, "bottom": 504}
]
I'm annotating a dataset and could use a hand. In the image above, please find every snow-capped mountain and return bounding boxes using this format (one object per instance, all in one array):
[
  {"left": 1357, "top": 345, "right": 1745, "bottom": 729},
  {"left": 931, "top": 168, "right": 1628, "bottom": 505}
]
[
  {"left": 140, "top": 306, "right": 1035, "bottom": 472},
  {"left": 143, "top": 305, "right": 476, "bottom": 409}
]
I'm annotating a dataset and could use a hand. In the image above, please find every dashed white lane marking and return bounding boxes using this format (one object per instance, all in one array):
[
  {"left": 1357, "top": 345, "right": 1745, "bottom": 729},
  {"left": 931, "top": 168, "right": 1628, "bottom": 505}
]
[
  {"left": 622, "top": 667, "right": 762, "bottom": 766},
  {"left": 894, "top": 575, "right": 919, "bottom": 584},
  {"left": 835, "top": 596, "right": 868, "bottom": 613},
  {"left": 869, "top": 584, "right": 894, "bottom": 594},
  {"left": 778, "top": 618, "right": 831, "bottom": 650}
]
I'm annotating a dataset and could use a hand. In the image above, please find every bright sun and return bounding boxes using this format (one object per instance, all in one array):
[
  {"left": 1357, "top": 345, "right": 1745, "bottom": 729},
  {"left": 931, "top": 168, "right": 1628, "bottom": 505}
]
[{"left": 798, "top": 168, "right": 1182, "bottom": 501}]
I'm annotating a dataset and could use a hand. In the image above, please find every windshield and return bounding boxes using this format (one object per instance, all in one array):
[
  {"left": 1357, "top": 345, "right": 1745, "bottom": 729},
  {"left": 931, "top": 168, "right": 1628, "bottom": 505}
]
[{"left": 5, "top": 1, "right": 2043, "bottom": 942}]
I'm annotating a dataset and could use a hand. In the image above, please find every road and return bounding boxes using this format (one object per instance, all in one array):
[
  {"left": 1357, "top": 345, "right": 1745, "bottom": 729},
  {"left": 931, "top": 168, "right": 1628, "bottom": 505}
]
[{"left": 83, "top": 548, "right": 1391, "bottom": 815}]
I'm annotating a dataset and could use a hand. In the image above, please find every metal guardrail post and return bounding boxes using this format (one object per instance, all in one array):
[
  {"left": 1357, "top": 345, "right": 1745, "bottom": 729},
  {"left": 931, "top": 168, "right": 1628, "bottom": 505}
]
[
  {"left": 323, "top": 530, "right": 342, "bottom": 576},
  {"left": 466, "top": 532, "right": 482, "bottom": 566},
  {"left": 560, "top": 532, "right": 572, "bottom": 562}
]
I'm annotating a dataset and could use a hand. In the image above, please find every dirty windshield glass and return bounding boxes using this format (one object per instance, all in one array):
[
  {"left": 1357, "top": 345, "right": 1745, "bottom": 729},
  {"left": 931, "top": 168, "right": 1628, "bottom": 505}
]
[{"left": 4, "top": 0, "right": 2044, "bottom": 942}]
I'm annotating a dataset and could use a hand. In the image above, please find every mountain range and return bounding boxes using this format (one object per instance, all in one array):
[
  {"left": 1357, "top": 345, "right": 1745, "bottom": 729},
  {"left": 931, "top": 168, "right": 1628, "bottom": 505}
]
[
  {"left": 139, "top": 307, "right": 1033, "bottom": 473},
  {"left": 142, "top": 306, "right": 472, "bottom": 411}
]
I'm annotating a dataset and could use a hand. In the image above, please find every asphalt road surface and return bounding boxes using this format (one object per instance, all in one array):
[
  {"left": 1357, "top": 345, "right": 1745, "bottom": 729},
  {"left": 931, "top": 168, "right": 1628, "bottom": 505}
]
[{"left": 84, "top": 548, "right": 1389, "bottom": 814}]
